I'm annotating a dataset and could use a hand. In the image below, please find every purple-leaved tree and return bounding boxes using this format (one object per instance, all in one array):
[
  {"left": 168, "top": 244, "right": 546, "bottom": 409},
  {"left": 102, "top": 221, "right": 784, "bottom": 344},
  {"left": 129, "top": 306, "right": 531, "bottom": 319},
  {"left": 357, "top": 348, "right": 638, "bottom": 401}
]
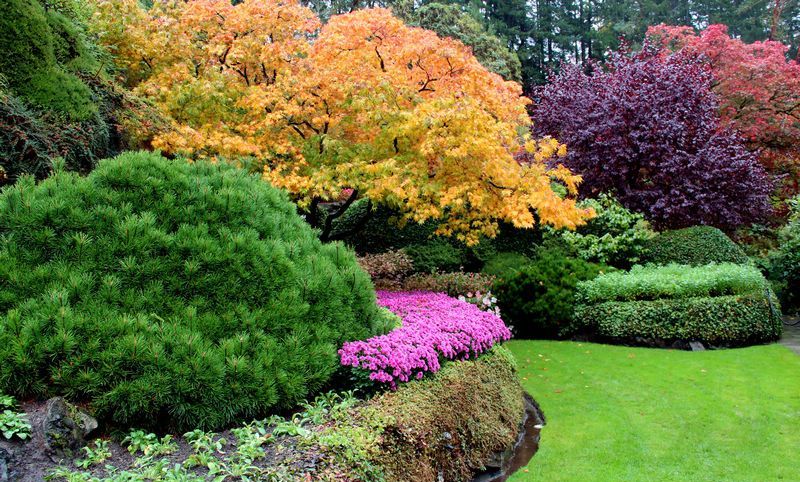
[{"left": 531, "top": 45, "right": 772, "bottom": 230}]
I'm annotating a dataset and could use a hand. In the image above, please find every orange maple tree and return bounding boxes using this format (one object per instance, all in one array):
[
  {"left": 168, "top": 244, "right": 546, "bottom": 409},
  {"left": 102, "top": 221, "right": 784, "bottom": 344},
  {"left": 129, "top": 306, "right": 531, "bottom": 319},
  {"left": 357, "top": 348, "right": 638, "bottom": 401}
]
[{"left": 91, "top": 0, "right": 589, "bottom": 243}]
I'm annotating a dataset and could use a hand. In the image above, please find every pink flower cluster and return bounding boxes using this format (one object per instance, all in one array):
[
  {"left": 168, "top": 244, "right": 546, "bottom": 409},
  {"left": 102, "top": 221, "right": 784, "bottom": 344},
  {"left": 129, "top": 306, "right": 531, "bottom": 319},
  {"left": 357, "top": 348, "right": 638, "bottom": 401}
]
[{"left": 339, "top": 291, "right": 512, "bottom": 388}]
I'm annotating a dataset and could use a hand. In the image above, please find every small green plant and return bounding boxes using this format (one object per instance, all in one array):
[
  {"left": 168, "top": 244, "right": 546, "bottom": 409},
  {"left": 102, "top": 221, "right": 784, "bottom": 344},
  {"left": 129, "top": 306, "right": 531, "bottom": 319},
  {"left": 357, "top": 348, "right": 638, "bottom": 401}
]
[
  {"left": 0, "top": 394, "right": 31, "bottom": 440},
  {"left": 75, "top": 440, "right": 112, "bottom": 469},
  {"left": 122, "top": 430, "right": 178, "bottom": 457},
  {"left": 547, "top": 194, "right": 654, "bottom": 268}
]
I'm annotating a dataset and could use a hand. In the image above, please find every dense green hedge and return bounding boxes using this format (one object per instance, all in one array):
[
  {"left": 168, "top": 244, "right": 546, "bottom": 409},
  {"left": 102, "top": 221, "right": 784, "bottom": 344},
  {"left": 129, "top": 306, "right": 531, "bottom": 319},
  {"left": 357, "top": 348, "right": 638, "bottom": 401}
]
[
  {"left": 573, "top": 292, "right": 782, "bottom": 347},
  {"left": 0, "top": 152, "right": 378, "bottom": 431},
  {"left": 333, "top": 203, "right": 542, "bottom": 271},
  {"left": 494, "top": 249, "right": 610, "bottom": 338},
  {"left": 767, "top": 201, "right": 800, "bottom": 312},
  {"left": 643, "top": 226, "right": 749, "bottom": 266},
  {"left": 576, "top": 263, "right": 769, "bottom": 304}
]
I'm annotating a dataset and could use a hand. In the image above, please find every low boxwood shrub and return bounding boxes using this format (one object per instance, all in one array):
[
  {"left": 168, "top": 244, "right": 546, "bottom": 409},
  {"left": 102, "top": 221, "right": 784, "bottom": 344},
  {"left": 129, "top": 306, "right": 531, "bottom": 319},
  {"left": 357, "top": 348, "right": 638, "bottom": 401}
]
[
  {"left": 0, "top": 152, "right": 379, "bottom": 431},
  {"left": 576, "top": 263, "right": 769, "bottom": 305},
  {"left": 643, "top": 226, "right": 749, "bottom": 266},
  {"left": 573, "top": 292, "right": 782, "bottom": 347},
  {"left": 493, "top": 249, "right": 611, "bottom": 338}
]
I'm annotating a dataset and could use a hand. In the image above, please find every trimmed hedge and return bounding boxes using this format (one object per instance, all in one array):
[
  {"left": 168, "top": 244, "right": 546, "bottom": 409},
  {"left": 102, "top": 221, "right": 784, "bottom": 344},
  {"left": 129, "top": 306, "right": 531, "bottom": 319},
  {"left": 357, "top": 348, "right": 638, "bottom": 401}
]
[
  {"left": 643, "top": 226, "right": 749, "bottom": 266},
  {"left": 0, "top": 152, "right": 378, "bottom": 431},
  {"left": 576, "top": 263, "right": 769, "bottom": 304},
  {"left": 404, "top": 239, "right": 465, "bottom": 273},
  {"left": 573, "top": 292, "right": 782, "bottom": 347}
]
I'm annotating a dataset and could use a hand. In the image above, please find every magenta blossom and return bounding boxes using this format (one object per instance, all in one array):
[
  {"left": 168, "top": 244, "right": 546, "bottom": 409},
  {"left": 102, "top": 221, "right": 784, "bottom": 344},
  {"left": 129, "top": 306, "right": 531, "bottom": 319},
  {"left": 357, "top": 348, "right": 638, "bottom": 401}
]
[{"left": 339, "top": 291, "right": 512, "bottom": 388}]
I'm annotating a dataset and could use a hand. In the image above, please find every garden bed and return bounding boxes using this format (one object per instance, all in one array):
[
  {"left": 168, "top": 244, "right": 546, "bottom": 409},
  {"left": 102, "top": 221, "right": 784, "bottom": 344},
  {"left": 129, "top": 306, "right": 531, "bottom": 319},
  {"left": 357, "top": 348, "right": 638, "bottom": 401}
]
[{"left": 1, "top": 347, "right": 532, "bottom": 482}]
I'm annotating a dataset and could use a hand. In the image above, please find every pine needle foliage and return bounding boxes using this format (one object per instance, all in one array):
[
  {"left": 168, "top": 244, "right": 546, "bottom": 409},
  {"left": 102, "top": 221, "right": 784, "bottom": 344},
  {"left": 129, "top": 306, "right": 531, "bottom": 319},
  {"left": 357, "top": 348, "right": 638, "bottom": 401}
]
[{"left": 0, "top": 152, "right": 378, "bottom": 432}]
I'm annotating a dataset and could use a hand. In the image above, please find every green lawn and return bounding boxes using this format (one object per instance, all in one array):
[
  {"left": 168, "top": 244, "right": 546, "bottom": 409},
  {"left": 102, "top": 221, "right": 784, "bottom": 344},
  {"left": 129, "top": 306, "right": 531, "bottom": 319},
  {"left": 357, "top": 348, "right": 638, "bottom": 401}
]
[{"left": 506, "top": 340, "right": 800, "bottom": 482}]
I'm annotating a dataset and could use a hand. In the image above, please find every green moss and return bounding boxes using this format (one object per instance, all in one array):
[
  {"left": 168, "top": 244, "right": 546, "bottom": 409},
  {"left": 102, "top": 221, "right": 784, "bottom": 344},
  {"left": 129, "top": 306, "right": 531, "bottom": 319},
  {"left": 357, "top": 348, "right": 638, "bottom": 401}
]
[
  {"left": 46, "top": 10, "right": 101, "bottom": 73},
  {"left": 24, "top": 67, "right": 97, "bottom": 120},
  {"left": 0, "top": 0, "right": 97, "bottom": 120}
]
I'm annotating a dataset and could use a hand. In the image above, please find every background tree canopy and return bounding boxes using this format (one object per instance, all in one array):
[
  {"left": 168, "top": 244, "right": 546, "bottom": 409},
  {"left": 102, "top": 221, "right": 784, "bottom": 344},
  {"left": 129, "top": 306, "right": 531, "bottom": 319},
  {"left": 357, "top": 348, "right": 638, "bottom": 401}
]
[{"left": 301, "top": 0, "right": 800, "bottom": 89}]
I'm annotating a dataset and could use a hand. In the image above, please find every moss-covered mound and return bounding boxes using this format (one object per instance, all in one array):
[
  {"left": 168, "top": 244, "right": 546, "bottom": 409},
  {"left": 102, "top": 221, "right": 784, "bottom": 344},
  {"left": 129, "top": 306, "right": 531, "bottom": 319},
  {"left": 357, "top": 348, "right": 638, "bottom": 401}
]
[
  {"left": 0, "top": 0, "right": 96, "bottom": 120},
  {"left": 0, "top": 152, "right": 379, "bottom": 431},
  {"left": 330, "top": 346, "right": 526, "bottom": 481}
]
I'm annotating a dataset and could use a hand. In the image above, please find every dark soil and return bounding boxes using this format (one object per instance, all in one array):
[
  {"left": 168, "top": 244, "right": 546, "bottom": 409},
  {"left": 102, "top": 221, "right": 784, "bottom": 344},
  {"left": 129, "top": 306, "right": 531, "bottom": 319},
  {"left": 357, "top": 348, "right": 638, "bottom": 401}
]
[{"left": 1, "top": 400, "right": 328, "bottom": 482}]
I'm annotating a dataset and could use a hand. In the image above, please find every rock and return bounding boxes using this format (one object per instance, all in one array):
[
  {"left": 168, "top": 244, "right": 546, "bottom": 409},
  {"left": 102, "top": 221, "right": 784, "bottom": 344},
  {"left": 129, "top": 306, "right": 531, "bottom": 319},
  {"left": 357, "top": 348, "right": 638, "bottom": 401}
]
[
  {"left": 43, "top": 397, "right": 98, "bottom": 460},
  {"left": 0, "top": 447, "right": 10, "bottom": 482},
  {"left": 689, "top": 341, "right": 705, "bottom": 351}
]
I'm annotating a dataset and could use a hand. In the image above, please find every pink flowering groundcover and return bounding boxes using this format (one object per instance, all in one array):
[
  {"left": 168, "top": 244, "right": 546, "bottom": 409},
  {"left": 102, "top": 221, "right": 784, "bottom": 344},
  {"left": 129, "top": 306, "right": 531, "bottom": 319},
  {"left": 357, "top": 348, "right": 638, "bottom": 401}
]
[{"left": 338, "top": 291, "right": 512, "bottom": 388}]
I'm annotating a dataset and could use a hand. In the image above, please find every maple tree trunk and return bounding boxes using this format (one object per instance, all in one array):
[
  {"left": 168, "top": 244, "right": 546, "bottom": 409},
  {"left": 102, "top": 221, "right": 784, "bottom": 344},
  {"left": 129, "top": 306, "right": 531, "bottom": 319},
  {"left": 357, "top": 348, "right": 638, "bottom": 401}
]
[{"left": 770, "top": 0, "right": 786, "bottom": 41}]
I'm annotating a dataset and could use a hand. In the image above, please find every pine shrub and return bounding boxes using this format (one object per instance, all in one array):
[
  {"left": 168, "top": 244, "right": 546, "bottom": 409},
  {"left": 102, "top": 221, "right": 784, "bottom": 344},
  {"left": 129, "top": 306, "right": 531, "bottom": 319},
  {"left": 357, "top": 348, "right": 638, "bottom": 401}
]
[
  {"left": 493, "top": 249, "right": 610, "bottom": 338},
  {"left": 0, "top": 152, "right": 378, "bottom": 431},
  {"left": 643, "top": 226, "right": 749, "bottom": 266}
]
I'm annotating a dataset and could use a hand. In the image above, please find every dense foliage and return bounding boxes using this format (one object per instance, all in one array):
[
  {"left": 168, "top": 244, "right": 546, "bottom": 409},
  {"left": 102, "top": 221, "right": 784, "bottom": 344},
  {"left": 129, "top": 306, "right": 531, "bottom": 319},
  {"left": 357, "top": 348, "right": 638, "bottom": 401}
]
[
  {"left": 493, "top": 249, "right": 610, "bottom": 338},
  {"left": 0, "top": 0, "right": 96, "bottom": 120},
  {"left": 573, "top": 293, "right": 782, "bottom": 347},
  {"left": 404, "top": 239, "right": 466, "bottom": 274},
  {"left": 481, "top": 252, "right": 534, "bottom": 279},
  {"left": 576, "top": 263, "right": 769, "bottom": 304},
  {"left": 356, "top": 250, "right": 415, "bottom": 290},
  {"left": 406, "top": 3, "right": 522, "bottom": 82},
  {"left": 339, "top": 292, "right": 511, "bottom": 387},
  {"left": 92, "top": 0, "right": 590, "bottom": 245},
  {"left": 767, "top": 199, "right": 800, "bottom": 311},
  {"left": 0, "top": 152, "right": 378, "bottom": 431},
  {"left": 546, "top": 194, "right": 654, "bottom": 268},
  {"left": 643, "top": 226, "right": 750, "bottom": 266},
  {"left": 649, "top": 24, "right": 800, "bottom": 197},
  {"left": 532, "top": 46, "right": 772, "bottom": 229}
]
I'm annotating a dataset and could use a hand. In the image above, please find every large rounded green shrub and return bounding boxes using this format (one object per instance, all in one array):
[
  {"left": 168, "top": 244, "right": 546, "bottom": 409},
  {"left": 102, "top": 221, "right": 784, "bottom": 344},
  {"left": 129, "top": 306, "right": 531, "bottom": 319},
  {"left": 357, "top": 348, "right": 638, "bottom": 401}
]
[
  {"left": 0, "top": 152, "right": 379, "bottom": 431},
  {"left": 494, "top": 249, "right": 610, "bottom": 338},
  {"left": 643, "top": 226, "right": 749, "bottom": 266}
]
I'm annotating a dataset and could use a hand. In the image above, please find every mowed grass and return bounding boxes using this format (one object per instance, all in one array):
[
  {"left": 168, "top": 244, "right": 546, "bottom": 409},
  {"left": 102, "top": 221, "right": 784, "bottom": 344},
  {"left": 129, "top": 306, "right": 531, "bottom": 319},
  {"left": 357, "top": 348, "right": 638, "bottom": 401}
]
[{"left": 506, "top": 340, "right": 800, "bottom": 482}]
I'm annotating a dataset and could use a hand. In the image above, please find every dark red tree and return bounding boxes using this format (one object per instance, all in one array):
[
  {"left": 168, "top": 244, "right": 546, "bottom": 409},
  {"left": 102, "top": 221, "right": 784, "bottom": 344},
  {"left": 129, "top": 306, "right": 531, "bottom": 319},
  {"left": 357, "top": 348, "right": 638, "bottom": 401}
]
[{"left": 531, "top": 46, "right": 773, "bottom": 230}]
